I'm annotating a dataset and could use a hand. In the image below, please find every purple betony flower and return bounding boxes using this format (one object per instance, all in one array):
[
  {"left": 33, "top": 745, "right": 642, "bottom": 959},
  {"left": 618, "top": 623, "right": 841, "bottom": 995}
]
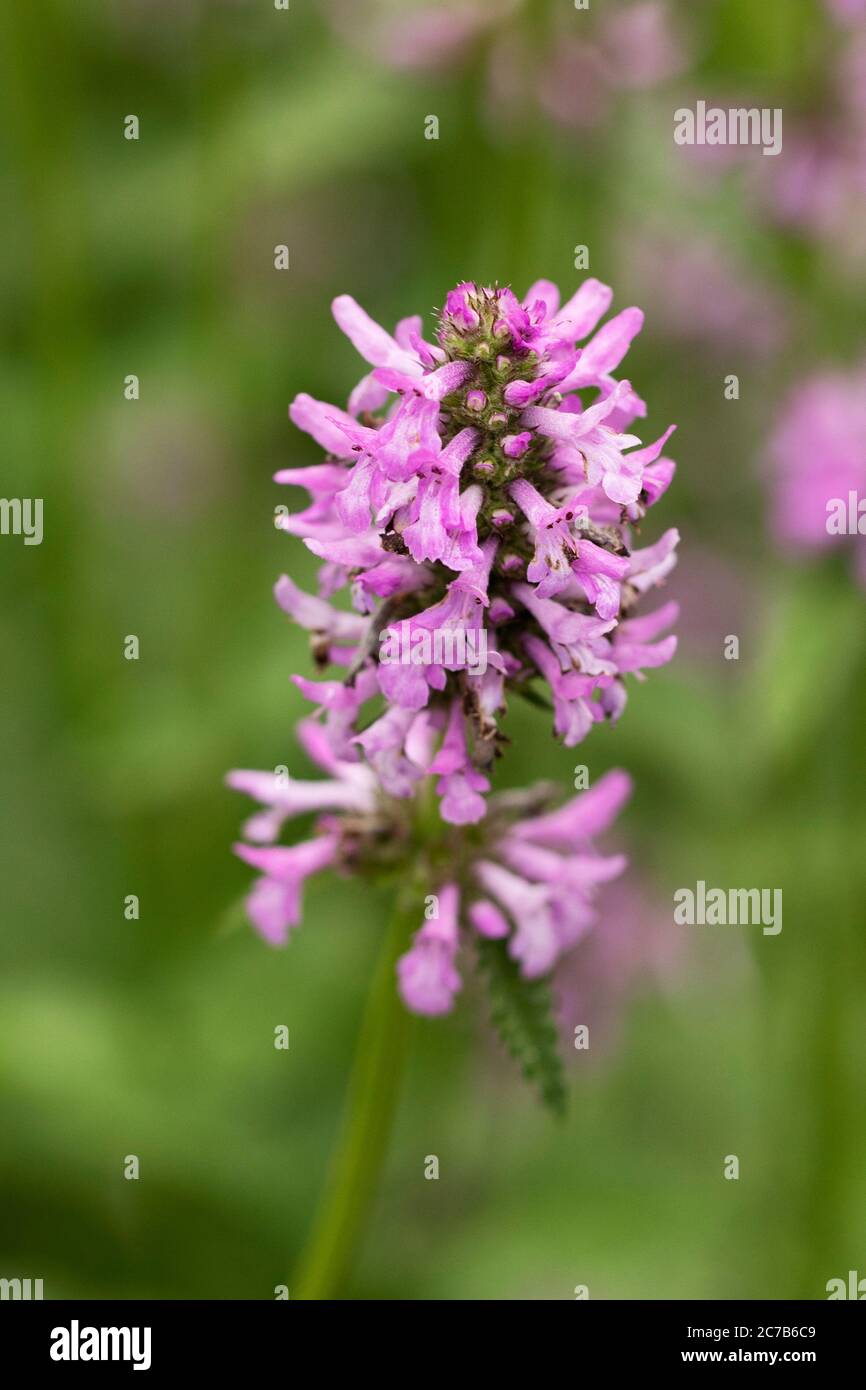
[
  {"left": 264, "top": 280, "right": 678, "bottom": 821},
  {"left": 229, "top": 278, "right": 680, "bottom": 1028}
]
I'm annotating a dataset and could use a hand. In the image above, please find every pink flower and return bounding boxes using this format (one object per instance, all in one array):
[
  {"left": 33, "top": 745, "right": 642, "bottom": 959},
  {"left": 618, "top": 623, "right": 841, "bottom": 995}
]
[
  {"left": 468, "top": 899, "right": 510, "bottom": 938},
  {"left": 227, "top": 718, "right": 379, "bottom": 941},
  {"left": 399, "top": 428, "right": 481, "bottom": 568},
  {"left": 233, "top": 837, "right": 341, "bottom": 946},
  {"left": 522, "top": 635, "right": 609, "bottom": 746},
  {"left": 392, "top": 770, "right": 633, "bottom": 1011},
  {"left": 397, "top": 883, "right": 463, "bottom": 1015},
  {"left": 352, "top": 705, "right": 427, "bottom": 798},
  {"left": 428, "top": 699, "right": 491, "bottom": 824},
  {"left": 475, "top": 770, "right": 632, "bottom": 977}
]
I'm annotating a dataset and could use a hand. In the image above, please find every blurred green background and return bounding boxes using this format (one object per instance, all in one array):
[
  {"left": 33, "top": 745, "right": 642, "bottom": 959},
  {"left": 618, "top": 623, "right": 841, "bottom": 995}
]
[{"left": 1, "top": 0, "right": 864, "bottom": 1299}]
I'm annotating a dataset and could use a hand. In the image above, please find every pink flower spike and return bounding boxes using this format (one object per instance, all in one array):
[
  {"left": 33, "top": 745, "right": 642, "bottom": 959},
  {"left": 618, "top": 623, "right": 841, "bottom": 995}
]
[{"left": 231, "top": 276, "right": 679, "bottom": 1040}]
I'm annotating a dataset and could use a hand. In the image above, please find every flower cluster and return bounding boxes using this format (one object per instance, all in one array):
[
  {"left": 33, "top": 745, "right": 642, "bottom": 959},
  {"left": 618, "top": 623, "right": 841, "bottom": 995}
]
[
  {"left": 271, "top": 279, "right": 678, "bottom": 827},
  {"left": 228, "top": 278, "right": 679, "bottom": 1024},
  {"left": 229, "top": 724, "right": 632, "bottom": 1016}
]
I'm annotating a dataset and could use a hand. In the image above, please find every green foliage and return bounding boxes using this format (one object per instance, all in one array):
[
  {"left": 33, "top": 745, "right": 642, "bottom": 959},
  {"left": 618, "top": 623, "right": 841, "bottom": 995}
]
[{"left": 476, "top": 937, "right": 566, "bottom": 1116}]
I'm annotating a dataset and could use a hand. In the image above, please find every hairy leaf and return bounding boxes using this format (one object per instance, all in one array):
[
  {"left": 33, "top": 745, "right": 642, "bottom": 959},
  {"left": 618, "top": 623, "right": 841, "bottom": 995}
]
[{"left": 476, "top": 937, "right": 566, "bottom": 1115}]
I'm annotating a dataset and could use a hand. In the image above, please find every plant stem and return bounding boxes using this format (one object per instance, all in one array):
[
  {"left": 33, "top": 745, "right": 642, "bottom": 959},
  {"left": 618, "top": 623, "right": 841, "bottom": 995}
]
[{"left": 293, "top": 890, "right": 416, "bottom": 1299}]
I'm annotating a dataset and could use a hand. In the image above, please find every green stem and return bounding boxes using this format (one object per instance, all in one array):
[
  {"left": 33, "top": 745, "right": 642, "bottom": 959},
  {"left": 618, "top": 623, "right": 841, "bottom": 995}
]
[{"left": 293, "top": 890, "right": 416, "bottom": 1299}]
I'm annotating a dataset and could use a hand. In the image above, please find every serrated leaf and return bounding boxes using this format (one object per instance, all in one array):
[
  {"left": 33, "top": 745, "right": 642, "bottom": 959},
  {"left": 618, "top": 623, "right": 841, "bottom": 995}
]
[{"left": 476, "top": 937, "right": 566, "bottom": 1115}]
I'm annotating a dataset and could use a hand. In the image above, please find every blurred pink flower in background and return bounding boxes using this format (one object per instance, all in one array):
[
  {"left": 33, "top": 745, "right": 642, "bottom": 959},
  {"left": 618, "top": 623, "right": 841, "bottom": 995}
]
[
  {"left": 668, "top": 20, "right": 866, "bottom": 274},
  {"left": 329, "top": 0, "right": 691, "bottom": 133},
  {"left": 492, "top": 0, "right": 692, "bottom": 133},
  {"left": 825, "top": 0, "right": 866, "bottom": 23},
  {"left": 668, "top": 543, "right": 755, "bottom": 667},
  {"left": 760, "top": 129, "right": 866, "bottom": 269},
  {"left": 598, "top": 0, "right": 689, "bottom": 90},
  {"left": 756, "top": 24, "right": 866, "bottom": 272},
  {"left": 493, "top": 27, "right": 610, "bottom": 132},
  {"left": 767, "top": 365, "right": 866, "bottom": 585},
  {"left": 839, "top": 21, "right": 866, "bottom": 122},
  {"left": 618, "top": 228, "right": 788, "bottom": 359},
  {"left": 554, "top": 875, "right": 686, "bottom": 1055}
]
